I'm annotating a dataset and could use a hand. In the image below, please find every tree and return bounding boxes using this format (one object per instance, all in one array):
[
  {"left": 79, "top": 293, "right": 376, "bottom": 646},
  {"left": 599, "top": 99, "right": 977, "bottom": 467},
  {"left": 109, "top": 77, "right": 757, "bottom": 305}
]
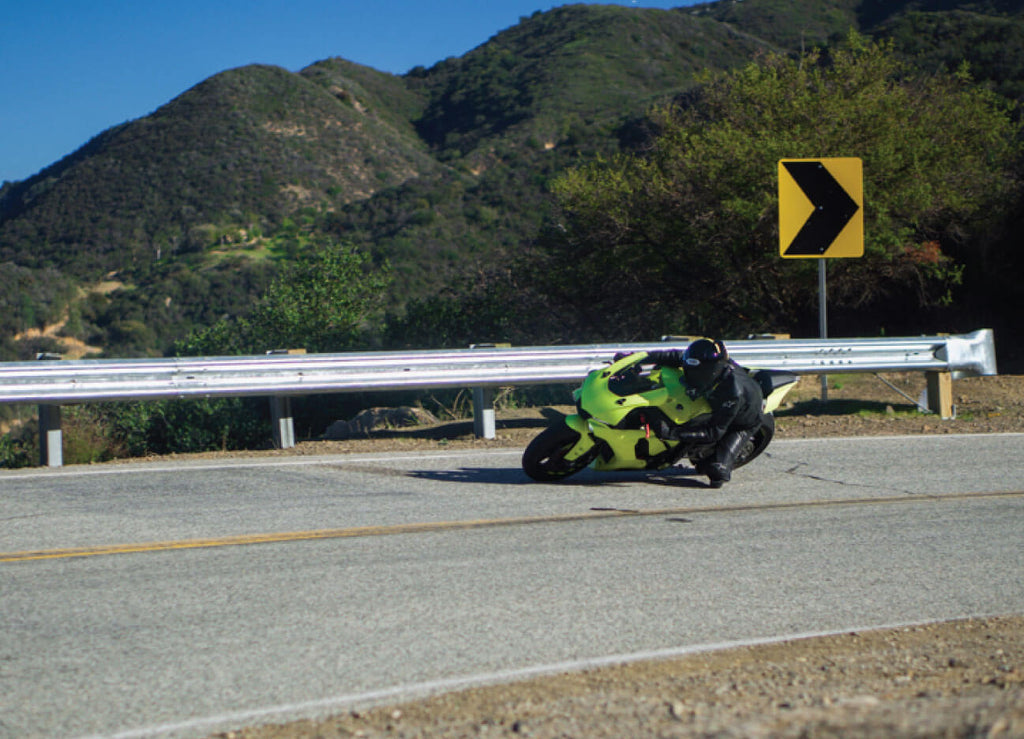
[
  {"left": 177, "top": 239, "right": 390, "bottom": 356},
  {"left": 100, "top": 240, "right": 394, "bottom": 457},
  {"left": 540, "top": 34, "right": 1021, "bottom": 339}
]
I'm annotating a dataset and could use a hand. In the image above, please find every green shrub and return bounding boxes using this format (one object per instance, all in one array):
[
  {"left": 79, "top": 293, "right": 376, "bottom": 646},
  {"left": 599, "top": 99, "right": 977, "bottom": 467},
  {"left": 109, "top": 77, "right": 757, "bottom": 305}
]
[
  {"left": 0, "top": 424, "right": 35, "bottom": 468},
  {"left": 97, "top": 397, "right": 270, "bottom": 456}
]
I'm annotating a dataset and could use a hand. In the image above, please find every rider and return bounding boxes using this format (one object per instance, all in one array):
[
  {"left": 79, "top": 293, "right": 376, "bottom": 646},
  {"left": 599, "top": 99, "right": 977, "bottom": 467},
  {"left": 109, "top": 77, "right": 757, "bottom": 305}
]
[{"left": 646, "top": 338, "right": 766, "bottom": 488}]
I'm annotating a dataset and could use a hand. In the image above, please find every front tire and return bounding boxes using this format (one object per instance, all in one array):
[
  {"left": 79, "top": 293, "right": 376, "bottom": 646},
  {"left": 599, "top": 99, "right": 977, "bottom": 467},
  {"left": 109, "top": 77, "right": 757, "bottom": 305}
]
[{"left": 522, "top": 423, "right": 597, "bottom": 482}]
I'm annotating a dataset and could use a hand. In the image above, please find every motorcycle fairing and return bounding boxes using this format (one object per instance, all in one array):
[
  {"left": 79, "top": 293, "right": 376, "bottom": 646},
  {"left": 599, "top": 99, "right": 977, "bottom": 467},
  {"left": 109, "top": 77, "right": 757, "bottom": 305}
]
[
  {"left": 574, "top": 352, "right": 716, "bottom": 471},
  {"left": 561, "top": 413, "right": 597, "bottom": 462}
]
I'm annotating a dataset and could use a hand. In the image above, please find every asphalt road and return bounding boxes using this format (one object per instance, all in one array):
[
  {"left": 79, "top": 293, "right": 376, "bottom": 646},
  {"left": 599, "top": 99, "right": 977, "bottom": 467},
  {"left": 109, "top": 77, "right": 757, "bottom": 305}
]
[{"left": 2, "top": 433, "right": 1023, "bottom": 739}]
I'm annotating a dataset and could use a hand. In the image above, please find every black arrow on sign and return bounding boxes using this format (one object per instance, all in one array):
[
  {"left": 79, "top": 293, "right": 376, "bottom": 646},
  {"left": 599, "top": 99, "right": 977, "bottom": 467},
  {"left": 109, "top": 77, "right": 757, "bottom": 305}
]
[{"left": 782, "top": 161, "right": 860, "bottom": 256}]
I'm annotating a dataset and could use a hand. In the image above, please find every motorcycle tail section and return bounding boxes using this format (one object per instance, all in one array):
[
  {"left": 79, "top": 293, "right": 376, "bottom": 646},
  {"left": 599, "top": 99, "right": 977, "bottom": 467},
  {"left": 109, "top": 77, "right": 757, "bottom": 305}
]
[{"left": 751, "top": 369, "right": 800, "bottom": 413}]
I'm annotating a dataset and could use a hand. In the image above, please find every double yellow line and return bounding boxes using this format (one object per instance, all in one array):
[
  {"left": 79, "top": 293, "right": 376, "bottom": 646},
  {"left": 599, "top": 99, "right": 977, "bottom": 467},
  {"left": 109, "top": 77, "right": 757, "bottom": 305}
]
[
  {"left": 4, "top": 490, "right": 1020, "bottom": 563},
  {"left": 0, "top": 509, "right": 639, "bottom": 563}
]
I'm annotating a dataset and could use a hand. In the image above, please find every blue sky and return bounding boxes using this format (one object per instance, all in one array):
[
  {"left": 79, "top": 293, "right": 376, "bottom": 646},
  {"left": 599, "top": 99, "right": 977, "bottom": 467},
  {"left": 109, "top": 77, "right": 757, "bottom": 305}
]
[{"left": 1, "top": 1, "right": 701, "bottom": 184}]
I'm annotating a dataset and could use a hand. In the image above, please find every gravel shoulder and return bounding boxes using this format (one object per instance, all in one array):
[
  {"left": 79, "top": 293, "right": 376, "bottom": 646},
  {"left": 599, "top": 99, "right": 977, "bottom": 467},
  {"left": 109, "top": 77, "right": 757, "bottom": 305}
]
[
  {"left": 197, "top": 373, "right": 1024, "bottom": 739},
  {"left": 216, "top": 617, "right": 1024, "bottom": 739}
]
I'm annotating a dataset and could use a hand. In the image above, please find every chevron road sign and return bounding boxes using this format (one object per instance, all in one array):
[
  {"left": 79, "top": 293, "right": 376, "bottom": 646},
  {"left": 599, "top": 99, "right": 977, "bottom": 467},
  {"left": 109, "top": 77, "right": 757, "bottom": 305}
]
[{"left": 779, "top": 158, "right": 863, "bottom": 258}]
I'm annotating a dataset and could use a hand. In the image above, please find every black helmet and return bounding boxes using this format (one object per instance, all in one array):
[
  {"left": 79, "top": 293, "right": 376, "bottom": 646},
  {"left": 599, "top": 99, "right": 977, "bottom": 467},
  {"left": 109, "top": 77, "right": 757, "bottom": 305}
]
[{"left": 683, "top": 338, "right": 729, "bottom": 396}]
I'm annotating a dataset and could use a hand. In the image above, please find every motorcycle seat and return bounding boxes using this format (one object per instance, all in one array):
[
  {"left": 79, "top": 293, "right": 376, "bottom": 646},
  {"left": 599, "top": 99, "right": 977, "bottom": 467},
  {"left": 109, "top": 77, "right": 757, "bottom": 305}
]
[{"left": 751, "top": 369, "right": 799, "bottom": 399}]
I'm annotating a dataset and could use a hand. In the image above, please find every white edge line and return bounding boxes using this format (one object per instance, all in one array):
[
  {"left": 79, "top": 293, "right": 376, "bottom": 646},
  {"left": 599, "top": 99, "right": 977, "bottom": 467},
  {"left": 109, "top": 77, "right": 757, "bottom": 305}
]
[
  {"left": 774, "top": 431, "right": 1024, "bottom": 444},
  {"left": 77, "top": 614, "right": 1005, "bottom": 739},
  {"left": 4, "top": 433, "right": 1023, "bottom": 481},
  {"left": 0, "top": 449, "right": 524, "bottom": 480}
]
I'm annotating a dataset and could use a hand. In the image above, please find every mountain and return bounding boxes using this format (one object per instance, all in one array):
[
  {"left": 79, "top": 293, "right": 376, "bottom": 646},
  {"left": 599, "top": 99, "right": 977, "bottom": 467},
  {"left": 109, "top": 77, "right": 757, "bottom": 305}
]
[
  {"left": 333, "top": 4, "right": 775, "bottom": 299},
  {"left": 0, "top": 62, "right": 438, "bottom": 277},
  {"left": 1, "top": 0, "right": 1022, "bottom": 359},
  {"left": 410, "top": 5, "right": 772, "bottom": 158}
]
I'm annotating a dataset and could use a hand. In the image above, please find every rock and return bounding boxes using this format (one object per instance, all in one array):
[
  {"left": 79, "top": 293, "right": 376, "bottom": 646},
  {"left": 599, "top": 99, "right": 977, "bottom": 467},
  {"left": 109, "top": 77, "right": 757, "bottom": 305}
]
[{"left": 323, "top": 406, "right": 439, "bottom": 440}]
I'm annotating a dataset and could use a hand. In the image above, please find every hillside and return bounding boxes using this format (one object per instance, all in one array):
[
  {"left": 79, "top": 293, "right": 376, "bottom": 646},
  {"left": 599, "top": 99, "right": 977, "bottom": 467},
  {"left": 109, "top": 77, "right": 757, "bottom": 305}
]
[
  {"left": 0, "top": 63, "right": 438, "bottom": 278},
  {"left": 410, "top": 5, "right": 772, "bottom": 159},
  {"left": 1, "top": 0, "right": 1023, "bottom": 360},
  {"left": 333, "top": 4, "right": 776, "bottom": 300}
]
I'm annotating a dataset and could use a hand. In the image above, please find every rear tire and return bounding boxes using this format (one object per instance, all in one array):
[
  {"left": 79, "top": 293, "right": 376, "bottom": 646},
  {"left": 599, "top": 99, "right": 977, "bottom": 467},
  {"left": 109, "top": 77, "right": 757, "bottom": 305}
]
[{"left": 522, "top": 423, "right": 597, "bottom": 482}]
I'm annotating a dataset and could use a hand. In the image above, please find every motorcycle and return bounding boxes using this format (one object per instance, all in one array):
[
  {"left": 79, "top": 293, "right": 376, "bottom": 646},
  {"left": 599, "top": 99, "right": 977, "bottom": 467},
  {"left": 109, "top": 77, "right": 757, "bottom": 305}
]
[{"left": 522, "top": 351, "right": 799, "bottom": 482}]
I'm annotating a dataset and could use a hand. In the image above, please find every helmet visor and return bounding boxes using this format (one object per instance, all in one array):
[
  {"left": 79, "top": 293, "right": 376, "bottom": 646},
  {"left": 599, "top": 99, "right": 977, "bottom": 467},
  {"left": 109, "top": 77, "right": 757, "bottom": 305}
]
[{"left": 684, "top": 357, "right": 718, "bottom": 394}]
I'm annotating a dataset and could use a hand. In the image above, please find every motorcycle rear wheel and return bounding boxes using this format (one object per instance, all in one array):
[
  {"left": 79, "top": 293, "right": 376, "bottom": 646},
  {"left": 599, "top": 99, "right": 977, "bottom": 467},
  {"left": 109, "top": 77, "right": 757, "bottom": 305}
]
[{"left": 522, "top": 423, "right": 598, "bottom": 482}]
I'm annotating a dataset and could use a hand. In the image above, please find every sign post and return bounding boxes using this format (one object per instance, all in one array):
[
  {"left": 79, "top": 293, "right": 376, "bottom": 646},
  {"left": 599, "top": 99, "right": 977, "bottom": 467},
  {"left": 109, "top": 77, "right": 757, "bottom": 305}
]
[{"left": 779, "top": 157, "right": 863, "bottom": 400}]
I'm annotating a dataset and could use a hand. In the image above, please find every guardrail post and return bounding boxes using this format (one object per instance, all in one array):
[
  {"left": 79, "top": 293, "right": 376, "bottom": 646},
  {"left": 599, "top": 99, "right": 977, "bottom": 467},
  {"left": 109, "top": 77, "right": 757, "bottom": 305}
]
[
  {"left": 38, "top": 404, "right": 63, "bottom": 467},
  {"left": 266, "top": 349, "right": 302, "bottom": 448},
  {"left": 472, "top": 387, "right": 496, "bottom": 439},
  {"left": 270, "top": 396, "right": 295, "bottom": 449},
  {"left": 926, "top": 371, "right": 954, "bottom": 419},
  {"left": 35, "top": 352, "right": 64, "bottom": 467},
  {"left": 469, "top": 343, "right": 508, "bottom": 440}
]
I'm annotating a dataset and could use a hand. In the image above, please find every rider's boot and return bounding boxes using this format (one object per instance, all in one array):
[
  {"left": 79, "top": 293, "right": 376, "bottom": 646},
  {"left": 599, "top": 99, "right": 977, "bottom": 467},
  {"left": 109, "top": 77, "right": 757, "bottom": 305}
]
[
  {"left": 705, "top": 428, "right": 752, "bottom": 488},
  {"left": 706, "top": 462, "right": 730, "bottom": 488}
]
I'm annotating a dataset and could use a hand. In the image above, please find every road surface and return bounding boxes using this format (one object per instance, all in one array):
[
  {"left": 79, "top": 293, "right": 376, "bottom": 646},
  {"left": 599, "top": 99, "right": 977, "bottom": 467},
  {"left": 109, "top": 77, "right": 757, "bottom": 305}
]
[{"left": 2, "top": 433, "right": 1022, "bottom": 738}]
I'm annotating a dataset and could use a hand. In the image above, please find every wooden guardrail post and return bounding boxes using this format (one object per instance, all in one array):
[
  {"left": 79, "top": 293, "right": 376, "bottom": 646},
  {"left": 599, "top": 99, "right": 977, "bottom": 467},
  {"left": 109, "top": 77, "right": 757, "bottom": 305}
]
[{"left": 926, "top": 370, "right": 954, "bottom": 419}]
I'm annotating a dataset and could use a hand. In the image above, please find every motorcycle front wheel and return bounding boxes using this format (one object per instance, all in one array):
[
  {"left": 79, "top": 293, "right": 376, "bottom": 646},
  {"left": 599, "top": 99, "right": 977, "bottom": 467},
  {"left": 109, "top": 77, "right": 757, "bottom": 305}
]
[{"left": 522, "top": 423, "right": 598, "bottom": 482}]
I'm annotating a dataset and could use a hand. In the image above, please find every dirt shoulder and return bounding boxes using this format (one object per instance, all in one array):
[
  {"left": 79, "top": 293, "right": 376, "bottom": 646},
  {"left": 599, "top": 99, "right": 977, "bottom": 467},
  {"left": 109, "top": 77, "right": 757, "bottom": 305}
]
[
  {"left": 217, "top": 617, "right": 1024, "bottom": 739},
  {"left": 202, "top": 374, "right": 1024, "bottom": 739}
]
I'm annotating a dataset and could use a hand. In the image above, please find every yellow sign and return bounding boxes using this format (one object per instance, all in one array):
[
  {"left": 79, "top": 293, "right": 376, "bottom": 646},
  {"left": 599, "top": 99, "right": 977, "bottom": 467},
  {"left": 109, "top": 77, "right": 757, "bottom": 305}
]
[{"left": 779, "top": 158, "right": 863, "bottom": 258}]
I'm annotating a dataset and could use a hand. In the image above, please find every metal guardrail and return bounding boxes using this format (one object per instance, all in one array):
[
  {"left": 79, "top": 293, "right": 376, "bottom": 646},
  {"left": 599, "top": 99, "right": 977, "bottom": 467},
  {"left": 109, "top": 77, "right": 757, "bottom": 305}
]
[{"left": 0, "top": 330, "right": 997, "bottom": 467}]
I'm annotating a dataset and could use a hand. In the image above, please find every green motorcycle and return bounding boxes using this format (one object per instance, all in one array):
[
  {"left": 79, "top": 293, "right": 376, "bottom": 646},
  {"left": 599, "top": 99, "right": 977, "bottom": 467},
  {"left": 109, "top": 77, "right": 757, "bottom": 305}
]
[{"left": 522, "top": 351, "right": 799, "bottom": 482}]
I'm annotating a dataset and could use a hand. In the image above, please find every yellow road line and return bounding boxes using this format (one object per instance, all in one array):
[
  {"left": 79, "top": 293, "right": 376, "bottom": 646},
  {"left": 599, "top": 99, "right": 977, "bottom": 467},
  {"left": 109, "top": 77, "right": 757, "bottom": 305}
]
[
  {"left": 3, "top": 490, "right": 1021, "bottom": 563},
  {"left": 0, "top": 511, "right": 640, "bottom": 563}
]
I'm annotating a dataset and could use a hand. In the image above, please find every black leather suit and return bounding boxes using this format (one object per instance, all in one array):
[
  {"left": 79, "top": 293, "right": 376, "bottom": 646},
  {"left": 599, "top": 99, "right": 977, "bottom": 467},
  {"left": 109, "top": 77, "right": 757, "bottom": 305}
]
[{"left": 647, "top": 350, "right": 766, "bottom": 484}]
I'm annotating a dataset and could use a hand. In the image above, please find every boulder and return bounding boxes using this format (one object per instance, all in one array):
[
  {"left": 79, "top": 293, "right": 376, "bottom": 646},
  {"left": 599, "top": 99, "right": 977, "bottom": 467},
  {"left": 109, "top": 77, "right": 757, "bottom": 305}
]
[{"left": 323, "top": 406, "right": 439, "bottom": 440}]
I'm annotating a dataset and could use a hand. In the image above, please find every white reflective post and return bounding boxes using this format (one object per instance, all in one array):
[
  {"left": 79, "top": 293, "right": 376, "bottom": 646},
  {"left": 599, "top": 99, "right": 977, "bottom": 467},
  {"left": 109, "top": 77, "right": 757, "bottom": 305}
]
[{"left": 39, "top": 404, "right": 63, "bottom": 467}]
